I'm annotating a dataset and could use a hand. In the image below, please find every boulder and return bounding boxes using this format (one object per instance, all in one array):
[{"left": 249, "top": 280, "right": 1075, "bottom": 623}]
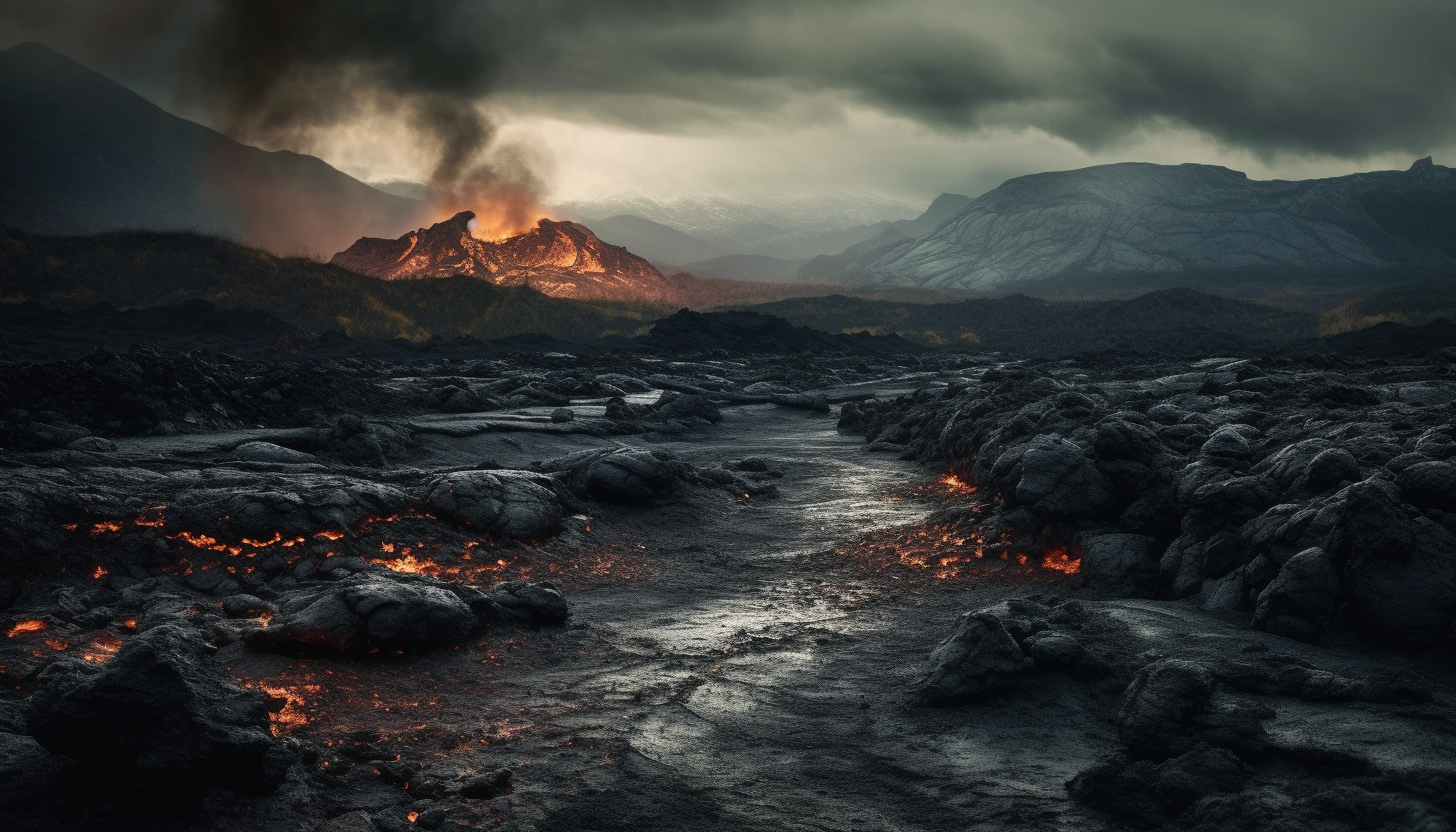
[
  {"left": 250, "top": 574, "right": 482, "bottom": 654},
  {"left": 913, "top": 612, "right": 1033, "bottom": 705},
  {"left": 425, "top": 470, "right": 564, "bottom": 539},
  {"left": 487, "top": 581, "right": 569, "bottom": 626},
  {"left": 1199, "top": 426, "right": 1251, "bottom": 462},
  {"left": 1067, "top": 743, "right": 1245, "bottom": 824},
  {"left": 320, "top": 414, "right": 389, "bottom": 466},
  {"left": 1118, "top": 660, "right": 1216, "bottom": 760},
  {"left": 1003, "top": 436, "right": 1114, "bottom": 520},
  {"left": 1398, "top": 460, "right": 1456, "bottom": 513},
  {"left": 1291, "top": 447, "right": 1361, "bottom": 495},
  {"left": 27, "top": 625, "right": 288, "bottom": 796},
  {"left": 1327, "top": 479, "right": 1456, "bottom": 646},
  {"left": 1081, "top": 534, "right": 1161, "bottom": 594},
  {"left": 1256, "top": 438, "right": 1334, "bottom": 490},
  {"left": 1252, "top": 547, "right": 1342, "bottom": 641},
  {"left": 654, "top": 392, "right": 722, "bottom": 424},
  {"left": 1093, "top": 415, "right": 1168, "bottom": 465},
  {"left": 583, "top": 448, "right": 684, "bottom": 505},
  {"left": 234, "top": 441, "right": 315, "bottom": 464}
]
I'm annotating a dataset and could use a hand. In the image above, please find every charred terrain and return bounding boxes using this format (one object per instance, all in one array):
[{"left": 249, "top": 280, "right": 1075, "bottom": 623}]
[{"left": 0, "top": 297, "right": 1454, "bottom": 832}]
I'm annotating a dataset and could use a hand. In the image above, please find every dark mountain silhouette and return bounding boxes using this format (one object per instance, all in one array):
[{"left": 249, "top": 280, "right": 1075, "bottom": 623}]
[
  {"left": 0, "top": 42, "right": 422, "bottom": 256},
  {"left": 737, "top": 288, "right": 1318, "bottom": 353}
]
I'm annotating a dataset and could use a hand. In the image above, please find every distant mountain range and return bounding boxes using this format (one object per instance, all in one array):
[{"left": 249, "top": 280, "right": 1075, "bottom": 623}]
[
  {"left": 0, "top": 42, "right": 423, "bottom": 256},
  {"left": 811, "top": 160, "right": 1456, "bottom": 294},
  {"left": 559, "top": 192, "right": 925, "bottom": 260}
]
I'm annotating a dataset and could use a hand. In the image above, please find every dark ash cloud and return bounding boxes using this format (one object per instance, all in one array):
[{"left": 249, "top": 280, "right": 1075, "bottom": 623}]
[{"left": 4, "top": 0, "right": 1455, "bottom": 166}]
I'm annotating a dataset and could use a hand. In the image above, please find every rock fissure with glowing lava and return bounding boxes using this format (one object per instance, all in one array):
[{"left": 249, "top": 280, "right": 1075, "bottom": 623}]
[{"left": 330, "top": 212, "right": 675, "bottom": 302}]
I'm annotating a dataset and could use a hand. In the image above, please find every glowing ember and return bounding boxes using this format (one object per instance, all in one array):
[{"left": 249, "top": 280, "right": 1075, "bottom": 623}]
[
  {"left": 833, "top": 519, "right": 1081, "bottom": 583},
  {"left": 80, "top": 633, "right": 123, "bottom": 664},
  {"left": 371, "top": 553, "right": 434, "bottom": 575},
  {"left": 1041, "top": 545, "right": 1082, "bottom": 575},
  {"left": 939, "top": 473, "right": 976, "bottom": 495},
  {"left": 44, "top": 638, "right": 69, "bottom": 651},
  {"left": 133, "top": 507, "right": 167, "bottom": 528},
  {"left": 252, "top": 682, "right": 318, "bottom": 736},
  {"left": 92, "top": 565, "right": 107, "bottom": 580},
  {"left": 6, "top": 620, "right": 47, "bottom": 637},
  {"left": 173, "top": 531, "right": 221, "bottom": 549},
  {"left": 314, "top": 530, "right": 345, "bottom": 541},
  {"left": 90, "top": 521, "right": 122, "bottom": 534}
]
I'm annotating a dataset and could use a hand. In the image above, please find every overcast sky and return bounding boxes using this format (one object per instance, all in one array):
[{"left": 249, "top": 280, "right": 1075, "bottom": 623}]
[{"left": 4, "top": 0, "right": 1453, "bottom": 210}]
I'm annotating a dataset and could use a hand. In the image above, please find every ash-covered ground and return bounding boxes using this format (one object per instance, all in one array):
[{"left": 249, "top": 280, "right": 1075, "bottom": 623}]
[{"left": 2, "top": 315, "right": 1455, "bottom": 832}]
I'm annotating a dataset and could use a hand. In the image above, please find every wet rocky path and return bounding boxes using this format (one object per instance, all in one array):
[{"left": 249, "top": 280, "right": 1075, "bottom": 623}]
[{"left": 215, "top": 395, "right": 1101, "bottom": 832}]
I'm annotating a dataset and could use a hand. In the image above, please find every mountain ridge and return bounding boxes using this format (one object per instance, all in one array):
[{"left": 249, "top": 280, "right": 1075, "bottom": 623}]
[
  {"left": 0, "top": 41, "right": 423, "bottom": 256},
  {"left": 819, "top": 160, "right": 1456, "bottom": 293}
]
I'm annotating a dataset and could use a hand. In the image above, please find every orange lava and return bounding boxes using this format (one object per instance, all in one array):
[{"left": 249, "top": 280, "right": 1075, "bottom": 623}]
[
  {"left": 6, "top": 620, "right": 47, "bottom": 637},
  {"left": 252, "top": 681, "right": 318, "bottom": 736},
  {"left": 370, "top": 553, "right": 434, "bottom": 575},
  {"left": 1041, "top": 544, "right": 1082, "bottom": 575},
  {"left": 92, "top": 565, "right": 107, "bottom": 580},
  {"left": 834, "top": 519, "right": 1080, "bottom": 583},
  {"left": 90, "top": 521, "right": 122, "bottom": 534},
  {"left": 938, "top": 473, "right": 976, "bottom": 496},
  {"left": 80, "top": 633, "right": 123, "bottom": 664},
  {"left": 133, "top": 507, "right": 167, "bottom": 528}
]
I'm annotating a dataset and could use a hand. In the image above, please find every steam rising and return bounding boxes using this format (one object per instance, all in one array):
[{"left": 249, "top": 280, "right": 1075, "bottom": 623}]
[
  {"left": 5, "top": 0, "right": 1454, "bottom": 207},
  {"left": 1, "top": 0, "right": 549, "bottom": 233},
  {"left": 181, "top": 1, "right": 548, "bottom": 233}
]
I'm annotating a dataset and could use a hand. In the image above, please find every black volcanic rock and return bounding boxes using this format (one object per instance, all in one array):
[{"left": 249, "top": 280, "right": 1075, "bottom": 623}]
[
  {"left": 424, "top": 470, "right": 566, "bottom": 538},
  {"left": 27, "top": 624, "right": 288, "bottom": 797},
  {"left": 644, "top": 309, "right": 923, "bottom": 354},
  {"left": 739, "top": 288, "right": 1317, "bottom": 355},
  {"left": 249, "top": 574, "right": 486, "bottom": 655}
]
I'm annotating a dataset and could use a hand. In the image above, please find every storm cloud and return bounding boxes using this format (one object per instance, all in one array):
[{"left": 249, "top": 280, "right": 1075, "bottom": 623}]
[{"left": 3, "top": 0, "right": 1453, "bottom": 189}]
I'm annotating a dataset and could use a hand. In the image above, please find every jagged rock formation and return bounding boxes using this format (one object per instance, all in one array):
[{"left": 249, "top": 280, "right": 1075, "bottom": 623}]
[
  {"left": 833, "top": 159, "right": 1456, "bottom": 291},
  {"left": 331, "top": 212, "right": 675, "bottom": 302}
]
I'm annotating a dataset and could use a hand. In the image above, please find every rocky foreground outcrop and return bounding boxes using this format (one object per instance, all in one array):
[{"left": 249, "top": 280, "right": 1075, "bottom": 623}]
[
  {"left": 915, "top": 595, "right": 1443, "bottom": 830},
  {"left": 330, "top": 212, "right": 677, "bottom": 302},
  {"left": 844, "top": 346, "right": 1456, "bottom": 647}
]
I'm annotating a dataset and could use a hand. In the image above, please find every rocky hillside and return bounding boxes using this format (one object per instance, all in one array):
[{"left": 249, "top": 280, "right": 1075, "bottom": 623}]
[
  {"left": 331, "top": 212, "right": 678, "bottom": 303},
  {"left": 0, "top": 42, "right": 421, "bottom": 257},
  {"left": 827, "top": 159, "right": 1456, "bottom": 293}
]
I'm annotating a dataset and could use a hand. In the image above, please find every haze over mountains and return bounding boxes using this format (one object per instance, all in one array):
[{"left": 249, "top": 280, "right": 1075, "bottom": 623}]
[
  {"left": 0, "top": 42, "right": 423, "bottom": 256},
  {"left": 2, "top": 40, "right": 1453, "bottom": 318},
  {"left": 559, "top": 193, "right": 928, "bottom": 261}
]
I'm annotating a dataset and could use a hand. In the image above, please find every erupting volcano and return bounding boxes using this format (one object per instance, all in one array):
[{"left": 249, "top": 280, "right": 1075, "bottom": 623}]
[{"left": 330, "top": 211, "right": 675, "bottom": 302}]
